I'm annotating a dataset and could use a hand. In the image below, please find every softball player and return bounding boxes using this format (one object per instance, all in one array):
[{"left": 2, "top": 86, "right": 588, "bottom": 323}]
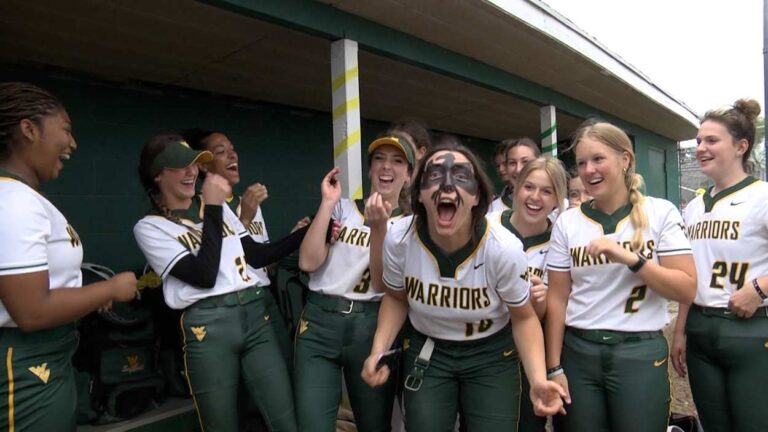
[
  {"left": 362, "top": 138, "right": 564, "bottom": 432},
  {"left": 488, "top": 137, "right": 541, "bottom": 213},
  {"left": 671, "top": 99, "right": 768, "bottom": 432},
  {"left": 545, "top": 121, "right": 696, "bottom": 432},
  {"left": 494, "top": 157, "right": 567, "bottom": 432},
  {"left": 0, "top": 82, "right": 137, "bottom": 431},
  {"left": 566, "top": 169, "right": 591, "bottom": 209},
  {"left": 134, "top": 134, "right": 307, "bottom": 432},
  {"left": 295, "top": 134, "right": 414, "bottom": 432},
  {"left": 183, "top": 128, "right": 308, "bottom": 364}
]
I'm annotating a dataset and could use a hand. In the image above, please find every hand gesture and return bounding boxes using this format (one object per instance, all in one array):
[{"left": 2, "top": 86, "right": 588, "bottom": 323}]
[
  {"left": 291, "top": 216, "right": 311, "bottom": 233},
  {"left": 201, "top": 173, "right": 232, "bottom": 206},
  {"left": 530, "top": 274, "right": 547, "bottom": 303},
  {"left": 671, "top": 331, "right": 687, "bottom": 377},
  {"left": 110, "top": 272, "right": 138, "bottom": 302},
  {"left": 728, "top": 283, "right": 764, "bottom": 318},
  {"left": 241, "top": 183, "right": 268, "bottom": 223},
  {"left": 321, "top": 167, "right": 342, "bottom": 206},
  {"left": 530, "top": 378, "right": 568, "bottom": 416},
  {"left": 586, "top": 237, "right": 635, "bottom": 266},
  {"left": 364, "top": 192, "right": 392, "bottom": 229},
  {"left": 361, "top": 351, "right": 390, "bottom": 388}
]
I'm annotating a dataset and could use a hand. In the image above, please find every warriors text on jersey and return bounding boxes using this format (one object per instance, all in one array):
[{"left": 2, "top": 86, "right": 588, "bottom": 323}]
[
  {"left": 383, "top": 215, "right": 530, "bottom": 341},
  {"left": 308, "top": 198, "right": 402, "bottom": 301},
  {"left": 0, "top": 174, "right": 83, "bottom": 327},
  {"left": 547, "top": 198, "right": 691, "bottom": 331},
  {"left": 684, "top": 177, "right": 768, "bottom": 308},
  {"left": 134, "top": 201, "right": 256, "bottom": 309}
]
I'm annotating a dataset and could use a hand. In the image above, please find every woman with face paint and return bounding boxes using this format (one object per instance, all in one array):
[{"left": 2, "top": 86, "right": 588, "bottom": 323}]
[
  {"left": 545, "top": 121, "right": 696, "bottom": 432},
  {"left": 295, "top": 134, "right": 415, "bottom": 432},
  {"left": 0, "top": 83, "right": 138, "bottom": 432},
  {"left": 362, "top": 136, "right": 564, "bottom": 431},
  {"left": 671, "top": 99, "right": 768, "bottom": 432},
  {"left": 134, "top": 134, "right": 309, "bottom": 432},
  {"left": 488, "top": 137, "right": 541, "bottom": 213},
  {"left": 493, "top": 157, "right": 568, "bottom": 431}
]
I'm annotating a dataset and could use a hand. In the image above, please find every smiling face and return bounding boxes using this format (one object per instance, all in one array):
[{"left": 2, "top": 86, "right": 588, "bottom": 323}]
[
  {"left": 696, "top": 120, "right": 747, "bottom": 182},
  {"left": 515, "top": 168, "right": 557, "bottom": 227},
  {"left": 369, "top": 144, "right": 410, "bottom": 202},
  {"left": 155, "top": 164, "right": 199, "bottom": 209},
  {"left": 567, "top": 176, "right": 590, "bottom": 209},
  {"left": 419, "top": 150, "right": 479, "bottom": 240},
  {"left": 21, "top": 110, "right": 76, "bottom": 186},
  {"left": 201, "top": 132, "right": 239, "bottom": 186},
  {"left": 575, "top": 137, "right": 629, "bottom": 203},
  {"left": 505, "top": 145, "right": 537, "bottom": 186}
]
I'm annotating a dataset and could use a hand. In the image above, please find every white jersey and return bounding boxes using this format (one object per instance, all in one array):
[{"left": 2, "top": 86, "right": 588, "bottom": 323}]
[
  {"left": 547, "top": 198, "right": 691, "bottom": 331},
  {"left": 0, "top": 174, "right": 83, "bottom": 327},
  {"left": 488, "top": 187, "right": 513, "bottom": 214},
  {"left": 493, "top": 210, "right": 551, "bottom": 286},
  {"left": 226, "top": 195, "right": 270, "bottom": 287},
  {"left": 684, "top": 177, "right": 768, "bottom": 308},
  {"left": 308, "top": 198, "right": 403, "bottom": 301},
  {"left": 134, "top": 201, "right": 258, "bottom": 310},
  {"left": 383, "top": 215, "right": 530, "bottom": 341}
]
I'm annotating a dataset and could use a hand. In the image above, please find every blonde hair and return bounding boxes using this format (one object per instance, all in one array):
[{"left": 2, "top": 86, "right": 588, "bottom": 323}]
[
  {"left": 514, "top": 157, "right": 568, "bottom": 215},
  {"left": 572, "top": 121, "right": 647, "bottom": 252}
]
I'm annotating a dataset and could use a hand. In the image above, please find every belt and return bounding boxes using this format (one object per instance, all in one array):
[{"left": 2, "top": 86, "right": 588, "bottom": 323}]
[
  {"left": 307, "top": 291, "right": 378, "bottom": 314},
  {"left": 0, "top": 323, "right": 77, "bottom": 344},
  {"left": 193, "top": 286, "right": 264, "bottom": 309},
  {"left": 568, "top": 327, "right": 661, "bottom": 345},
  {"left": 693, "top": 304, "right": 768, "bottom": 320}
]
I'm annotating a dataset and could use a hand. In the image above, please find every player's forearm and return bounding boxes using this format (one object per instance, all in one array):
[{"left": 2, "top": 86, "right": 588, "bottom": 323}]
[
  {"left": 510, "top": 304, "right": 548, "bottom": 384},
  {"left": 370, "top": 291, "right": 408, "bottom": 354},
  {"left": 544, "top": 286, "right": 568, "bottom": 368},
  {"left": 18, "top": 281, "right": 116, "bottom": 331},
  {"left": 242, "top": 225, "right": 307, "bottom": 269},
  {"left": 298, "top": 202, "right": 334, "bottom": 272},
  {"left": 637, "top": 257, "right": 697, "bottom": 304},
  {"left": 673, "top": 302, "right": 691, "bottom": 336}
]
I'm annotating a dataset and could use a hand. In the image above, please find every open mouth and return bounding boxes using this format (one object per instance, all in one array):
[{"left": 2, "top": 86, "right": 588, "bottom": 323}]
[
  {"left": 698, "top": 156, "right": 713, "bottom": 164},
  {"left": 59, "top": 154, "right": 71, "bottom": 161},
  {"left": 378, "top": 175, "right": 394, "bottom": 187},
  {"left": 437, "top": 201, "right": 457, "bottom": 225},
  {"left": 587, "top": 177, "right": 604, "bottom": 186},
  {"left": 525, "top": 202, "right": 543, "bottom": 213},
  {"left": 226, "top": 162, "right": 239, "bottom": 173},
  {"left": 181, "top": 179, "right": 196, "bottom": 186}
]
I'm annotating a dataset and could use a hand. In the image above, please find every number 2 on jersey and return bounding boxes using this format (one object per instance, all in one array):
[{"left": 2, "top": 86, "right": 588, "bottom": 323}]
[
  {"left": 709, "top": 261, "right": 749, "bottom": 289},
  {"left": 624, "top": 285, "right": 647, "bottom": 313}
]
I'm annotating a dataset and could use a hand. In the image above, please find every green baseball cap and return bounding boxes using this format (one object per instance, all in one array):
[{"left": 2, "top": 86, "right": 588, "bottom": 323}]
[
  {"left": 150, "top": 140, "right": 213, "bottom": 177},
  {"left": 368, "top": 133, "right": 416, "bottom": 167}
]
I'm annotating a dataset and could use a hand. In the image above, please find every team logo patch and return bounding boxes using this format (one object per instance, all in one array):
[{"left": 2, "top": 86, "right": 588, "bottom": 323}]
[
  {"left": 653, "top": 358, "right": 667, "bottom": 367},
  {"left": 264, "top": 314, "right": 270, "bottom": 321},
  {"left": 191, "top": 326, "right": 207, "bottom": 342},
  {"left": 28, "top": 363, "right": 50, "bottom": 384},
  {"left": 122, "top": 355, "right": 145, "bottom": 374},
  {"left": 299, "top": 319, "right": 309, "bottom": 335},
  {"left": 502, "top": 350, "right": 515, "bottom": 358}
]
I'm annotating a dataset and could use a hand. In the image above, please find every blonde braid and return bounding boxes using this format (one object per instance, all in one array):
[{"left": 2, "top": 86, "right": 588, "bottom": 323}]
[{"left": 626, "top": 171, "right": 647, "bottom": 253}]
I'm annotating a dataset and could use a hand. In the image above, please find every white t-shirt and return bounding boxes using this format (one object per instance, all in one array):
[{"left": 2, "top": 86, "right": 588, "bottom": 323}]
[
  {"left": 383, "top": 215, "right": 530, "bottom": 341},
  {"left": 0, "top": 175, "right": 83, "bottom": 327},
  {"left": 547, "top": 197, "right": 691, "bottom": 331},
  {"left": 684, "top": 177, "right": 768, "bottom": 308},
  {"left": 227, "top": 195, "right": 270, "bottom": 287},
  {"left": 134, "top": 202, "right": 257, "bottom": 310}
]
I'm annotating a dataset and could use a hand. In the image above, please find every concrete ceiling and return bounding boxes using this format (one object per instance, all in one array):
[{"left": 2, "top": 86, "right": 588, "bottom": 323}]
[{"left": 0, "top": 0, "right": 676, "bottom": 145}]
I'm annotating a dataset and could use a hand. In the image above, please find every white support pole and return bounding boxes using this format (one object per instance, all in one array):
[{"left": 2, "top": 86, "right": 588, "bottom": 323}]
[
  {"left": 540, "top": 105, "right": 557, "bottom": 157},
  {"left": 331, "top": 39, "right": 363, "bottom": 200}
]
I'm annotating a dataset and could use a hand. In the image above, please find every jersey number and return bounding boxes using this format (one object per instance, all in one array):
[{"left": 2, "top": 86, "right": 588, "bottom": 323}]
[
  {"left": 353, "top": 269, "right": 371, "bottom": 294},
  {"left": 624, "top": 285, "right": 647, "bottom": 314},
  {"left": 465, "top": 320, "right": 493, "bottom": 337},
  {"left": 234, "top": 256, "right": 252, "bottom": 283},
  {"left": 709, "top": 261, "right": 749, "bottom": 289}
]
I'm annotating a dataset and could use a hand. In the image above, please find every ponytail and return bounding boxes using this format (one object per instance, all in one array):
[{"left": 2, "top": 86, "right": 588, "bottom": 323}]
[{"left": 626, "top": 171, "right": 647, "bottom": 253}]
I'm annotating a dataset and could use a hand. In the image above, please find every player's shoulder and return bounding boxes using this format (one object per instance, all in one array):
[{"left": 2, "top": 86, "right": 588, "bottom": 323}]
[
  {"left": 643, "top": 196, "right": 678, "bottom": 214},
  {"left": 388, "top": 214, "right": 415, "bottom": 238},
  {"left": 0, "top": 179, "right": 47, "bottom": 214},
  {"left": 485, "top": 215, "right": 524, "bottom": 251}
]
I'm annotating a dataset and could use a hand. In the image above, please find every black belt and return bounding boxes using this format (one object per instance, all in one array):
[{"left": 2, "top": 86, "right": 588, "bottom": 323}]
[
  {"left": 568, "top": 327, "right": 662, "bottom": 345},
  {"left": 693, "top": 304, "right": 768, "bottom": 320},
  {"left": 307, "top": 291, "right": 379, "bottom": 314}
]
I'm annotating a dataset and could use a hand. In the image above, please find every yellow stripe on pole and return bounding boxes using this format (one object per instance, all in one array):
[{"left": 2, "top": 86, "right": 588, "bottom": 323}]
[
  {"left": 334, "top": 128, "right": 362, "bottom": 159},
  {"left": 352, "top": 184, "right": 363, "bottom": 200},
  {"left": 331, "top": 66, "right": 359, "bottom": 93},
  {"left": 332, "top": 97, "right": 360, "bottom": 121}
]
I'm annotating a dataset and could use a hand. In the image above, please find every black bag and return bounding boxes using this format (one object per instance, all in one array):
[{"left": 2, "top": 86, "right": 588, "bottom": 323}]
[
  {"left": 669, "top": 412, "right": 703, "bottom": 432},
  {"left": 74, "top": 263, "right": 164, "bottom": 424}
]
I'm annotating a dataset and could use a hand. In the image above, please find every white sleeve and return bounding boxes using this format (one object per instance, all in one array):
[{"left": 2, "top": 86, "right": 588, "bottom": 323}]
[
  {"left": 382, "top": 225, "right": 407, "bottom": 291},
  {"left": 223, "top": 205, "right": 249, "bottom": 238},
  {"left": 489, "top": 236, "right": 530, "bottom": 307},
  {"left": 133, "top": 219, "right": 191, "bottom": 279},
  {"left": 0, "top": 190, "right": 49, "bottom": 275},
  {"left": 547, "top": 216, "right": 571, "bottom": 272},
  {"left": 656, "top": 200, "right": 692, "bottom": 256}
]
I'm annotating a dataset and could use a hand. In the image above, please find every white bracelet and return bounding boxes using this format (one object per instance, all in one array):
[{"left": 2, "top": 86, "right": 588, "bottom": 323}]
[{"left": 547, "top": 368, "right": 564, "bottom": 379}]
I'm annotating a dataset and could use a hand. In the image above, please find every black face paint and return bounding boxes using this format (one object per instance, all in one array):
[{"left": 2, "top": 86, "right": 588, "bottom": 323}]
[{"left": 421, "top": 153, "right": 479, "bottom": 208}]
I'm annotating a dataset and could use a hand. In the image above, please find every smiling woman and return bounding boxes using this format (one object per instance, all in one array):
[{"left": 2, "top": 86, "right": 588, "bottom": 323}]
[
  {"left": 362, "top": 136, "right": 565, "bottom": 431},
  {"left": 0, "top": 82, "right": 138, "bottom": 432}
]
